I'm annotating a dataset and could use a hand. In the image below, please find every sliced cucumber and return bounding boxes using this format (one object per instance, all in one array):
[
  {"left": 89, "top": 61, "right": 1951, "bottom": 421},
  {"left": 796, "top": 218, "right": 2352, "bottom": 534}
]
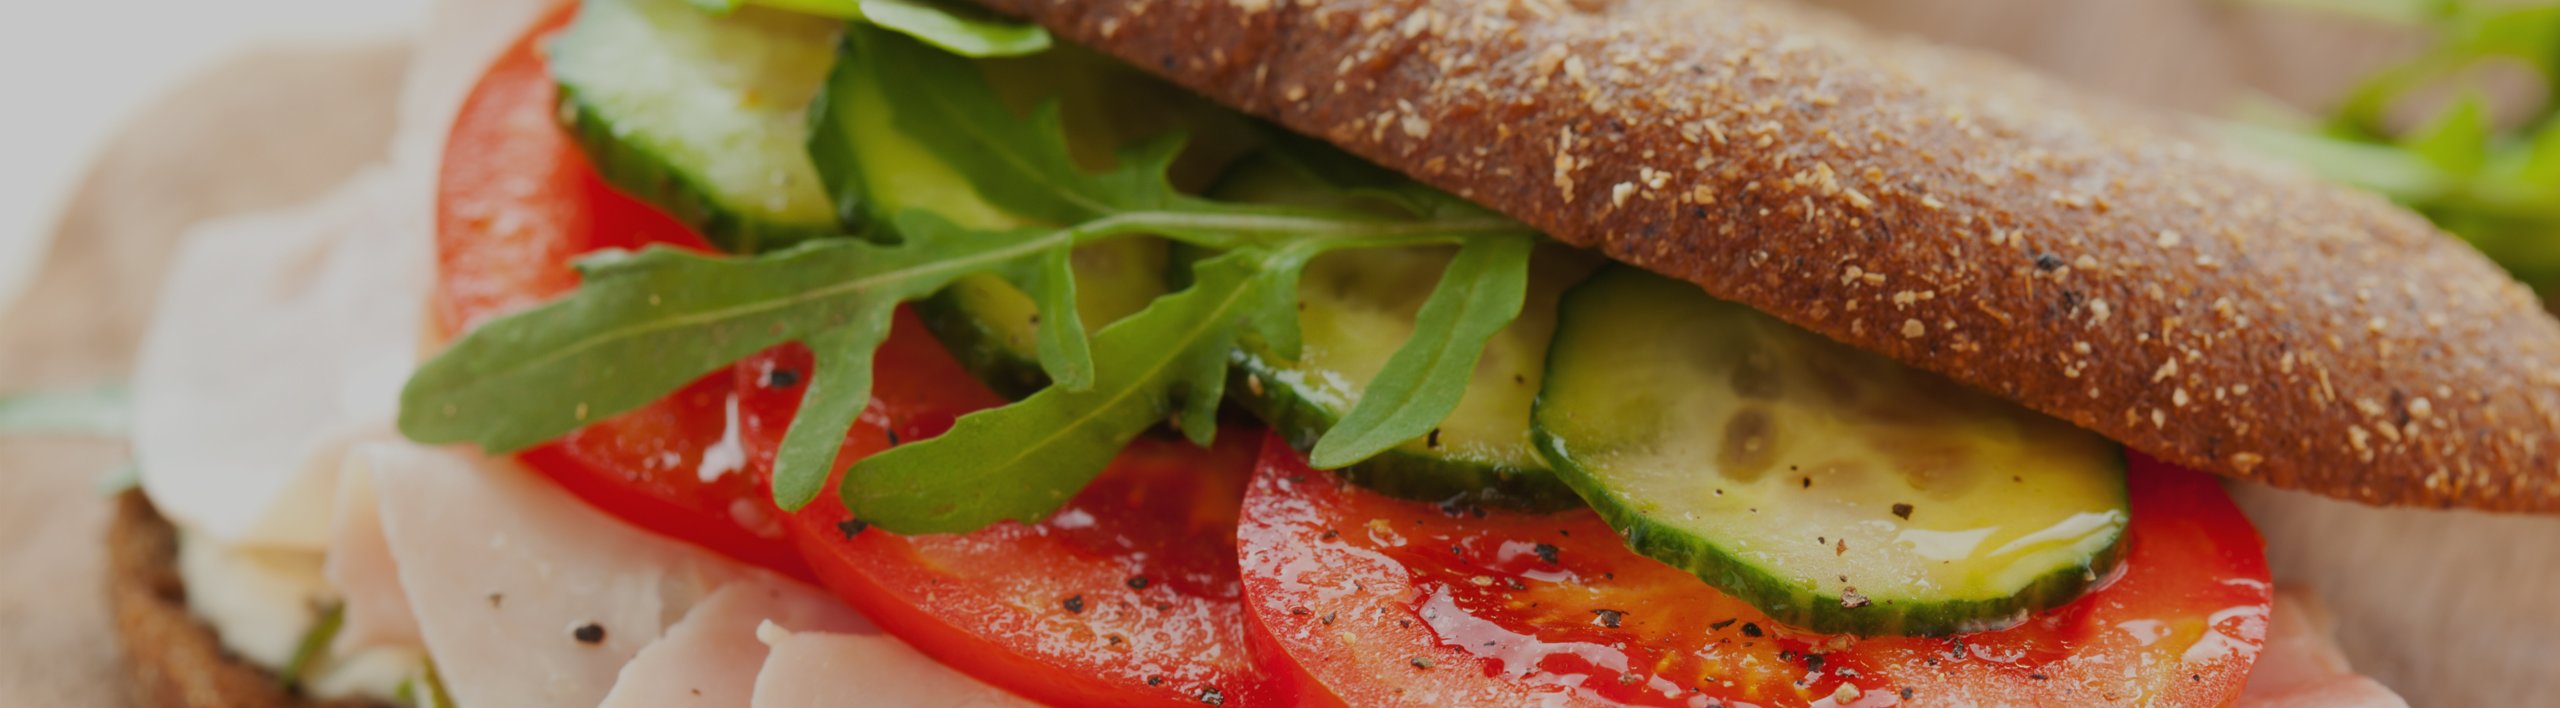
[
  {"left": 917, "top": 241, "right": 1172, "bottom": 397},
  {"left": 809, "top": 31, "right": 1260, "bottom": 395},
  {"left": 1210, "top": 156, "right": 1599, "bottom": 509},
  {"left": 1533, "top": 268, "right": 2130, "bottom": 636},
  {"left": 552, "top": 0, "right": 844, "bottom": 252}
]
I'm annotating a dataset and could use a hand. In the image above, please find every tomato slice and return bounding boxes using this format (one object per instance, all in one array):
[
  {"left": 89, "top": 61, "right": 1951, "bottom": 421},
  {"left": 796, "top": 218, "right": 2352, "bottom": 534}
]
[
  {"left": 432, "top": 5, "right": 805, "bottom": 577},
  {"left": 1241, "top": 437, "right": 2271, "bottom": 707},
  {"left": 734, "top": 335, "right": 1288, "bottom": 706}
]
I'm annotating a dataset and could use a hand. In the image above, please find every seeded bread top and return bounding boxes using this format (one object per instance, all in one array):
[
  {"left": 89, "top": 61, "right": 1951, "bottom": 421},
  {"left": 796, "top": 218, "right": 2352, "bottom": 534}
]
[{"left": 974, "top": 0, "right": 2560, "bottom": 512}]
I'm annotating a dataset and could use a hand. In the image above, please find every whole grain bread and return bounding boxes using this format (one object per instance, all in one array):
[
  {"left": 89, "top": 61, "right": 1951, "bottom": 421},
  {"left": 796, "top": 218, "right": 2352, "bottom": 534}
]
[
  {"left": 106, "top": 492, "right": 383, "bottom": 708},
  {"left": 967, "top": 0, "right": 2560, "bottom": 512}
]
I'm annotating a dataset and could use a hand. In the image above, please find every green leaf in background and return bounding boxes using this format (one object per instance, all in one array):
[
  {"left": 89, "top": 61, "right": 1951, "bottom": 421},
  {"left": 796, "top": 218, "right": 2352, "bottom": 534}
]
[
  {"left": 0, "top": 383, "right": 129, "bottom": 437},
  {"left": 724, "top": 0, "right": 1051, "bottom": 57},
  {"left": 2406, "top": 91, "right": 2492, "bottom": 174},
  {"left": 2236, "top": 0, "right": 2560, "bottom": 291},
  {"left": 843, "top": 254, "right": 1272, "bottom": 532},
  {"left": 1307, "top": 234, "right": 1535, "bottom": 469}
]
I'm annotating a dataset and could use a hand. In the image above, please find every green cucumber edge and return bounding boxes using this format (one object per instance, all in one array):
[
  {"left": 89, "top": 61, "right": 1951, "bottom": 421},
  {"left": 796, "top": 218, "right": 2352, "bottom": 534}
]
[
  {"left": 1528, "top": 268, "right": 2131, "bottom": 636},
  {"left": 556, "top": 88, "right": 843, "bottom": 253},
  {"left": 1233, "top": 348, "right": 1582, "bottom": 511}
]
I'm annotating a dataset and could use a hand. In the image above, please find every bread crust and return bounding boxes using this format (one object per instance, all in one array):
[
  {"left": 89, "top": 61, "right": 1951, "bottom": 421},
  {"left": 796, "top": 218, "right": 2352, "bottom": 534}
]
[
  {"left": 967, "top": 0, "right": 2560, "bottom": 512},
  {"left": 106, "top": 492, "right": 383, "bottom": 708}
]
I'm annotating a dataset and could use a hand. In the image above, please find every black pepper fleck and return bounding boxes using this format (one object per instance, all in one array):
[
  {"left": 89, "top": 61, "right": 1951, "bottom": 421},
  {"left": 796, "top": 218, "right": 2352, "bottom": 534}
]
[
  {"left": 1533, "top": 543, "right": 1560, "bottom": 565},
  {"left": 2033, "top": 252, "right": 2066, "bottom": 270},
  {"left": 1062, "top": 595, "right": 1086, "bottom": 614},
  {"left": 1741, "top": 622, "right": 1762, "bottom": 638},
  {"left": 1591, "top": 609, "right": 1626, "bottom": 628},
  {"left": 765, "top": 368, "right": 801, "bottom": 388},
  {"left": 1709, "top": 618, "right": 1736, "bottom": 631},
  {"left": 836, "top": 519, "right": 869, "bottom": 539},
  {"left": 1199, "top": 687, "right": 1225, "bottom": 705},
  {"left": 1426, "top": 428, "right": 1443, "bottom": 448},
  {"left": 1900, "top": 687, "right": 1915, "bottom": 700},
  {"left": 572, "top": 622, "right": 606, "bottom": 644},
  {"left": 1891, "top": 503, "right": 1914, "bottom": 520},
  {"left": 1127, "top": 576, "right": 1151, "bottom": 590}
]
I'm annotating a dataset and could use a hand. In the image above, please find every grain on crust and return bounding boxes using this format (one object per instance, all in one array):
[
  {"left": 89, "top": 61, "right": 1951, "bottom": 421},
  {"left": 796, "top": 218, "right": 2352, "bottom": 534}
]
[
  {"left": 967, "top": 0, "right": 2560, "bottom": 512},
  {"left": 106, "top": 492, "right": 386, "bottom": 708}
]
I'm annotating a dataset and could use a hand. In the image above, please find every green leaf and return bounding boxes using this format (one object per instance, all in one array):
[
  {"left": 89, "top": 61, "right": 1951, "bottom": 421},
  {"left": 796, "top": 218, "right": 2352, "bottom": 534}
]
[
  {"left": 726, "top": 0, "right": 1052, "bottom": 58},
  {"left": 2406, "top": 91, "right": 2492, "bottom": 174},
  {"left": 281, "top": 603, "right": 346, "bottom": 690},
  {"left": 843, "top": 254, "right": 1273, "bottom": 532},
  {"left": 399, "top": 221, "right": 1053, "bottom": 454},
  {"left": 1030, "top": 246, "right": 1096, "bottom": 390},
  {"left": 861, "top": 27, "right": 1185, "bottom": 224},
  {"left": 0, "top": 383, "right": 129, "bottom": 437},
  {"left": 771, "top": 321, "right": 894, "bottom": 508},
  {"left": 858, "top": 0, "right": 1051, "bottom": 57},
  {"left": 1306, "top": 234, "right": 1535, "bottom": 469}
]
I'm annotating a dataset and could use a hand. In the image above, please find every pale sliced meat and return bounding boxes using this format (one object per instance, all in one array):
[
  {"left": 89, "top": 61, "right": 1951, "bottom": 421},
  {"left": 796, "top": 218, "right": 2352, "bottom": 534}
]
[
  {"left": 325, "top": 443, "right": 420, "bottom": 653},
  {"left": 369, "top": 441, "right": 752, "bottom": 708},
  {"left": 751, "top": 625, "right": 1034, "bottom": 708},
  {"left": 2238, "top": 589, "right": 2409, "bottom": 708},
  {"left": 132, "top": 168, "right": 430, "bottom": 550},
  {"left": 599, "top": 578, "right": 874, "bottom": 708},
  {"left": 2235, "top": 484, "right": 2558, "bottom": 704}
]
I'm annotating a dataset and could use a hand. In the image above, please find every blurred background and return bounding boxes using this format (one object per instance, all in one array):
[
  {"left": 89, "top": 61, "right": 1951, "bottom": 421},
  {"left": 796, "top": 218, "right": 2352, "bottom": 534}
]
[{"left": 0, "top": 0, "right": 430, "bottom": 310}]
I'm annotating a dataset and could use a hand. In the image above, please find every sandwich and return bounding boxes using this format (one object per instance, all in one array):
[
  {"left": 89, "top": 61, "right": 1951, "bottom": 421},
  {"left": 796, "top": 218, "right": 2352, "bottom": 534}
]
[{"left": 111, "top": 0, "right": 2559, "bottom": 705}]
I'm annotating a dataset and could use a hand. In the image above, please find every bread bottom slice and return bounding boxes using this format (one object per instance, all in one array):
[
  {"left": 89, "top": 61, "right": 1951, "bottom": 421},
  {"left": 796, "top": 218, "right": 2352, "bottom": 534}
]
[{"left": 105, "top": 491, "right": 387, "bottom": 708}]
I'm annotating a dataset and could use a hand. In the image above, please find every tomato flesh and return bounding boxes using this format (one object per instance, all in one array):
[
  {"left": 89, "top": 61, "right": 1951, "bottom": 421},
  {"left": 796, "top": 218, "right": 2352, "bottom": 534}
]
[
  {"left": 433, "top": 4, "right": 803, "bottom": 577},
  {"left": 1241, "top": 437, "right": 2271, "bottom": 707},
  {"left": 735, "top": 332, "right": 1285, "bottom": 706}
]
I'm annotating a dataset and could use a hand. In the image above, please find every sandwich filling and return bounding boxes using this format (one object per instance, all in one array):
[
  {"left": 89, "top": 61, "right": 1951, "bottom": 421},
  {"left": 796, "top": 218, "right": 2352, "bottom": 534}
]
[{"left": 120, "top": 0, "right": 2426, "bottom": 705}]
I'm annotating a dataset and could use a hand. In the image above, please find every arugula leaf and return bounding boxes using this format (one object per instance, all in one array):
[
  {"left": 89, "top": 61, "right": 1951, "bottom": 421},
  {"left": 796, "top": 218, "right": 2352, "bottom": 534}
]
[
  {"left": 844, "top": 254, "right": 1271, "bottom": 532},
  {"left": 0, "top": 383, "right": 129, "bottom": 437},
  {"left": 1030, "top": 246, "right": 1096, "bottom": 390},
  {"left": 770, "top": 322, "right": 894, "bottom": 508},
  {"left": 720, "top": 0, "right": 1051, "bottom": 57},
  {"left": 1306, "top": 235, "right": 1535, "bottom": 468},
  {"left": 399, "top": 219, "right": 1052, "bottom": 454},
  {"left": 862, "top": 29, "right": 1189, "bottom": 224}
]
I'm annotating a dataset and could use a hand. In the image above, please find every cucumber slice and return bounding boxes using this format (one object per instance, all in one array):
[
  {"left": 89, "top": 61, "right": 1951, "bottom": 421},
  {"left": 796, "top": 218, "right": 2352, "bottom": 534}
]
[
  {"left": 1533, "top": 268, "right": 2130, "bottom": 636},
  {"left": 809, "top": 33, "right": 1259, "bottom": 396},
  {"left": 552, "top": 0, "right": 843, "bottom": 252},
  {"left": 917, "top": 241, "right": 1172, "bottom": 398},
  {"left": 1212, "top": 157, "right": 1600, "bottom": 509}
]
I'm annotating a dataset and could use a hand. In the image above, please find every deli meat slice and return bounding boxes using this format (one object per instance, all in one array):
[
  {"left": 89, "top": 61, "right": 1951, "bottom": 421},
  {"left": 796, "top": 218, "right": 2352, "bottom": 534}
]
[
  {"left": 369, "top": 442, "right": 751, "bottom": 708},
  {"left": 599, "top": 578, "right": 873, "bottom": 708},
  {"left": 2238, "top": 590, "right": 2408, "bottom": 708}
]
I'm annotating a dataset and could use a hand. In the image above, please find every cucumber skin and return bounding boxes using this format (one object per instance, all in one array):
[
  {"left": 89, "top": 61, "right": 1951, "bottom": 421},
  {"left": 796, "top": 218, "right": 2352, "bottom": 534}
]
[
  {"left": 1533, "top": 427, "right": 2129, "bottom": 637},
  {"left": 556, "top": 85, "right": 840, "bottom": 254},
  {"left": 1527, "top": 269, "right": 2131, "bottom": 635},
  {"left": 1231, "top": 348, "right": 1582, "bottom": 512},
  {"left": 911, "top": 287, "right": 1051, "bottom": 399}
]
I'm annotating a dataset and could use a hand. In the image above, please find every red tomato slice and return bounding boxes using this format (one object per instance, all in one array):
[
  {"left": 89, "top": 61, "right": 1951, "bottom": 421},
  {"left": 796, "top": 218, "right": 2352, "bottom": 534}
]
[
  {"left": 1242, "top": 437, "right": 2271, "bottom": 707},
  {"left": 734, "top": 336, "right": 1288, "bottom": 706},
  {"left": 432, "top": 5, "right": 805, "bottom": 577}
]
